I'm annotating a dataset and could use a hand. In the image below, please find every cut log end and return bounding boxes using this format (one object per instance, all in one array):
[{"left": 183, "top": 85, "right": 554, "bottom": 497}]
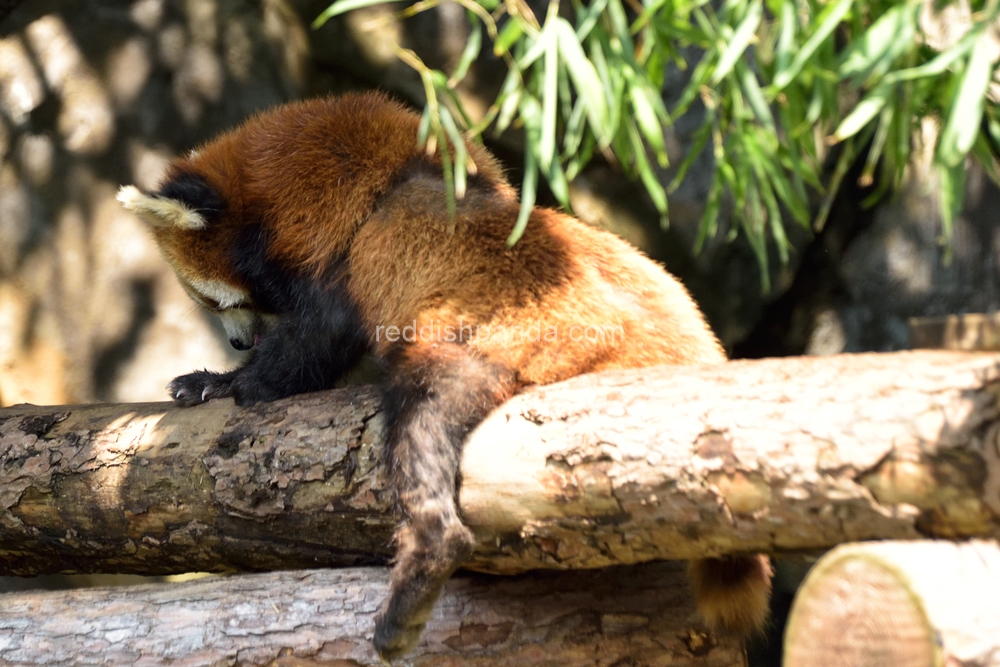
[{"left": 785, "top": 553, "right": 934, "bottom": 667}]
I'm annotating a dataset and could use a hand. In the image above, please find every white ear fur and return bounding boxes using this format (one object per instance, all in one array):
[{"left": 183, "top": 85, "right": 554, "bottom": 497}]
[{"left": 116, "top": 185, "right": 207, "bottom": 230}]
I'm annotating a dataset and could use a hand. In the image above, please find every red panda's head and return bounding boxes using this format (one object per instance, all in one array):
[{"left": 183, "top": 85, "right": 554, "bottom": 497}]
[{"left": 117, "top": 169, "right": 273, "bottom": 350}]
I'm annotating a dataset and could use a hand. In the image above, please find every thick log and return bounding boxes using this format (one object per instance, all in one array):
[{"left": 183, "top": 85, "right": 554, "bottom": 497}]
[
  {"left": 1, "top": 351, "right": 999, "bottom": 576},
  {"left": 784, "top": 540, "right": 1000, "bottom": 667},
  {"left": 0, "top": 561, "right": 744, "bottom": 667}
]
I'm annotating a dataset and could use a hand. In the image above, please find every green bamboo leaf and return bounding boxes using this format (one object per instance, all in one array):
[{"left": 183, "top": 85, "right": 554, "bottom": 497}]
[
  {"left": 563, "top": 97, "right": 587, "bottom": 157},
  {"left": 417, "top": 105, "right": 431, "bottom": 147},
  {"left": 495, "top": 18, "right": 525, "bottom": 56},
  {"left": 937, "top": 160, "right": 965, "bottom": 254},
  {"left": 438, "top": 106, "right": 469, "bottom": 199},
  {"left": 744, "top": 183, "right": 771, "bottom": 292},
  {"left": 630, "top": 0, "right": 668, "bottom": 34},
  {"left": 519, "top": 92, "right": 543, "bottom": 138},
  {"left": 567, "top": 131, "right": 597, "bottom": 182},
  {"left": 972, "top": 134, "right": 1000, "bottom": 186},
  {"left": 771, "top": 0, "right": 852, "bottom": 91},
  {"left": 507, "top": 148, "right": 539, "bottom": 247},
  {"left": 986, "top": 107, "right": 1000, "bottom": 148},
  {"left": 492, "top": 67, "right": 522, "bottom": 134},
  {"left": 606, "top": 55, "right": 628, "bottom": 141},
  {"left": 518, "top": 23, "right": 554, "bottom": 69},
  {"left": 739, "top": 62, "right": 774, "bottom": 129},
  {"left": 312, "top": 0, "right": 406, "bottom": 28},
  {"left": 576, "top": 0, "right": 609, "bottom": 40},
  {"left": 858, "top": 104, "right": 893, "bottom": 188},
  {"left": 668, "top": 120, "right": 712, "bottom": 193},
  {"left": 751, "top": 135, "right": 809, "bottom": 226},
  {"left": 627, "top": 72, "right": 668, "bottom": 167},
  {"left": 540, "top": 27, "right": 559, "bottom": 171},
  {"left": 814, "top": 137, "right": 855, "bottom": 232},
  {"left": 495, "top": 88, "right": 522, "bottom": 134},
  {"left": 938, "top": 33, "right": 994, "bottom": 167},
  {"left": 434, "top": 120, "right": 456, "bottom": 222},
  {"left": 832, "top": 83, "right": 891, "bottom": 142},
  {"left": 758, "top": 175, "right": 789, "bottom": 264},
  {"left": 882, "top": 34, "right": 973, "bottom": 85},
  {"left": 606, "top": 0, "right": 636, "bottom": 59},
  {"left": 449, "top": 21, "right": 482, "bottom": 86},
  {"left": 627, "top": 121, "right": 668, "bottom": 223},
  {"left": 838, "top": 4, "right": 907, "bottom": 80},
  {"left": 692, "top": 7, "right": 719, "bottom": 40},
  {"left": 712, "top": 0, "right": 763, "bottom": 85},
  {"left": 775, "top": 0, "right": 795, "bottom": 75},
  {"left": 543, "top": 150, "right": 570, "bottom": 208},
  {"left": 556, "top": 19, "right": 611, "bottom": 142},
  {"left": 670, "top": 55, "right": 714, "bottom": 120},
  {"left": 695, "top": 174, "right": 723, "bottom": 255}
]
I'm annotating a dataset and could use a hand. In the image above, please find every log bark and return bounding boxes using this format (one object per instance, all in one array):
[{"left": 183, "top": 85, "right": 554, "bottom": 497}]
[
  {"left": 784, "top": 540, "right": 1000, "bottom": 667},
  {"left": 1, "top": 351, "right": 999, "bottom": 577},
  {"left": 0, "top": 561, "right": 745, "bottom": 667}
]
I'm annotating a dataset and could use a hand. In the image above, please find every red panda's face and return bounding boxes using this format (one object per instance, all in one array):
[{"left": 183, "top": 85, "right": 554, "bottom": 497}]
[{"left": 117, "top": 179, "right": 276, "bottom": 351}]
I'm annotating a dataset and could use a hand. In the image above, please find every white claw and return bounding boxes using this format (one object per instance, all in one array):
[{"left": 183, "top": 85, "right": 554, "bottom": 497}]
[{"left": 201, "top": 387, "right": 210, "bottom": 402}]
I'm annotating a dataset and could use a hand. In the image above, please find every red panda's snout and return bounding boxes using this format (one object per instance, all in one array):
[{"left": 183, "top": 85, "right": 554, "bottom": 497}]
[{"left": 216, "top": 307, "right": 277, "bottom": 351}]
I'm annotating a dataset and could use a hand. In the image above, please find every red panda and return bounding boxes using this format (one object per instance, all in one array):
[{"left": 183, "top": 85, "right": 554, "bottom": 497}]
[{"left": 118, "top": 92, "right": 771, "bottom": 662}]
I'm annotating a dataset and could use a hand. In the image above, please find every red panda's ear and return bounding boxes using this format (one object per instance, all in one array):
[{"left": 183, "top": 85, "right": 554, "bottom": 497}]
[{"left": 117, "top": 185, "right": 207, "bottom": 230}]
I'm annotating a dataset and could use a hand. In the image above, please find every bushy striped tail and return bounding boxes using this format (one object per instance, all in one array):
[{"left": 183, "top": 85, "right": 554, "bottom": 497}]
[{"left": 688, "top": 555, "right": 773, "bottom": 636}]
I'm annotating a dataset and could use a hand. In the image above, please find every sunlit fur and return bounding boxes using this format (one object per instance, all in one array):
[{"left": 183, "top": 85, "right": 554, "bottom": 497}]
[{"left": 119, "top": 92, "right": 771, "bottom": 662}]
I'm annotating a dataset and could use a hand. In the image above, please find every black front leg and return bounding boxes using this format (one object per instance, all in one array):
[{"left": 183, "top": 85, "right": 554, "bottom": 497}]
[
  {"left": 168, "top": 368, "right": 241, "bottom": 407},
  {"left": 169, "top": 281, "right": 370, "bottom": 407}
]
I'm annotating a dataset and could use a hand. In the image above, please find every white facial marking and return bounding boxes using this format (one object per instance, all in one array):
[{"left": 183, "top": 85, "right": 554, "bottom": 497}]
[
  {"left": 117, "top": 185, "right": 206, "bottom": 230},
  {"left": 184, "top": 277, "right": 251, "bottom": 311}
]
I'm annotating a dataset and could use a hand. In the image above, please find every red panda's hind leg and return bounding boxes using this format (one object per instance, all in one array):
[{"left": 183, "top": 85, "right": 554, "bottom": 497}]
[{"left": 373, "top": 343, "right": 514, "bottom": 663}]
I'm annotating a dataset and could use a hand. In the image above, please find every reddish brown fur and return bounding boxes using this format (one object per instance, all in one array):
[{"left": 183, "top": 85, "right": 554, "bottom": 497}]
[
  {"left": 161, "top": 95, "right": 510, "bottom": 279},
  {"left": 136, "top": 92, "right": 769, "bottom": 656}
]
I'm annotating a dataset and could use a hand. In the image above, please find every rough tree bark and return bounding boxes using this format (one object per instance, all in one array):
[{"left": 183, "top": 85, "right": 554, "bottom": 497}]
[
  {"left": 0, "top": 561, "right": 745, "bottom": 667},
  {"left": 1, "top": 351, "right": 999, "bottom": 577},
  {"left": 784, "top": 540, "right": 1000, "bottom": 667}
]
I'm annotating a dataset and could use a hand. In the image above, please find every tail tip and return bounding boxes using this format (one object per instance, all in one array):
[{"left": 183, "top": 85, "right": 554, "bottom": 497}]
[{"left": 689, "top": 554, "right": 773, "bottom": 637}]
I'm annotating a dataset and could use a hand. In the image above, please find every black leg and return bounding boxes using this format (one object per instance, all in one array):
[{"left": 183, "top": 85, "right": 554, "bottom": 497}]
[{"left": 168, "top": 281, "right": 370, "bottom": 407}]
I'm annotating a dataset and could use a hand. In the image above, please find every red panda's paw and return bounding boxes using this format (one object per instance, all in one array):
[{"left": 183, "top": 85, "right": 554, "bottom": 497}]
[
  {"left": 167, "top": 370, "right": 236, "bottom": 407},
  {"left": 688, "top": 554, "right": 772, "bottom": 637}
]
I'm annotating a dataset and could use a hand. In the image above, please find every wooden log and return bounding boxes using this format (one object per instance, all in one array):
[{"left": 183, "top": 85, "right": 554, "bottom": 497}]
[
  {"left": 783, "top": 540, "right": 1000, "bottom": 667},
  {"left": 1, "top": 351, "right": 999, "bottom": 577},
  {"left": 0, "top": 561, "right": 745, "bottom": 667}
]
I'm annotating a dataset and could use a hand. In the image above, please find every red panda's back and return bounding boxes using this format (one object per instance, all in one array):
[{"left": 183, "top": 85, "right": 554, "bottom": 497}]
[{"left": 347, "top": 178, "right": 725, "bottom": 386}]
